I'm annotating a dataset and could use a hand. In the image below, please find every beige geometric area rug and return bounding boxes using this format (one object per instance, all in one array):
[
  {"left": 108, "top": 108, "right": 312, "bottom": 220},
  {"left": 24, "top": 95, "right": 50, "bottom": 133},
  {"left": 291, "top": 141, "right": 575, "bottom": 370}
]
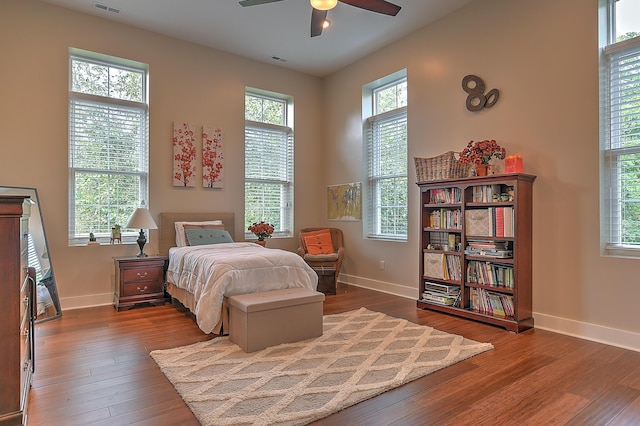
[{"left": 150, "top": 308, "right": 493, "bottom": 426}]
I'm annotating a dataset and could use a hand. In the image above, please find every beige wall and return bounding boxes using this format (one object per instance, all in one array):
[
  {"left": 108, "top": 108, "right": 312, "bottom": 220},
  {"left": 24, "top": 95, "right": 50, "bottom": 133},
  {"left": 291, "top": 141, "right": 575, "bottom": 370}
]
[
  {"left": 2, "top": 0, "right": 639, "bottom": 347},
  {"left": 0, "top": 0, "right": 324, "bottom": 307},
  {"left": 323, "top": 0, "right": 640, "bottom": 345}
]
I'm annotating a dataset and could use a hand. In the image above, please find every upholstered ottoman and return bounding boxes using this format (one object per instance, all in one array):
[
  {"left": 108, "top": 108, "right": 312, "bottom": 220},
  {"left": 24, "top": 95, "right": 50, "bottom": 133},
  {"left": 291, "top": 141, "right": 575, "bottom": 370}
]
[{"left": 228, "top": 288, "right": 325, "bottom": 353}]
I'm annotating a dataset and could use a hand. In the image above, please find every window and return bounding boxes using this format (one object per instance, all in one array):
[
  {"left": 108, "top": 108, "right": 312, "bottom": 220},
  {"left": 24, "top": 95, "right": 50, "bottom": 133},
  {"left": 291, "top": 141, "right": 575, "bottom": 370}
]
[
  {"left": 364, "top": 71, "right": 408, "bottom": 240},
  {"left": 244, "top": 90, "right": 294, "bottom": 239},
  {"left": 68, "top": 49, "right": 149, "bottom": 245},
  {"left": 600, "top": 0, "right": 640, "bottom": 254}
]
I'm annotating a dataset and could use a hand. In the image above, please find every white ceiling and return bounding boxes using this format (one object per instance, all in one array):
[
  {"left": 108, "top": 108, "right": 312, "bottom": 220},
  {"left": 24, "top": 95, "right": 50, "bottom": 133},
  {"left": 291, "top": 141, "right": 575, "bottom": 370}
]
[{"left": 40, "top": 0, "right": 472, "bottom": 77}]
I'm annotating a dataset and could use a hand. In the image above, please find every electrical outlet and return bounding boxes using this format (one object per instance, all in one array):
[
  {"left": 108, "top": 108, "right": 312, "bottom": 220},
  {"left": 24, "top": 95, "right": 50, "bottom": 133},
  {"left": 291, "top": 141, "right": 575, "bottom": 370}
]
[{"left": 378, "top": 260, "right": 385, "bottom": 270}]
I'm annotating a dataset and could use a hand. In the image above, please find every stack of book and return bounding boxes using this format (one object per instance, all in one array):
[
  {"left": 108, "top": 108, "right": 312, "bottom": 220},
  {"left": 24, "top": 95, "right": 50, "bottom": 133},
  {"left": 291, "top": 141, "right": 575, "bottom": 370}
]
[
  {"left": 465, "top": 240, "right": 512, "bottom": 258},
  {"left": 422, "top": 281, "right": 461, "bottom": 307}
]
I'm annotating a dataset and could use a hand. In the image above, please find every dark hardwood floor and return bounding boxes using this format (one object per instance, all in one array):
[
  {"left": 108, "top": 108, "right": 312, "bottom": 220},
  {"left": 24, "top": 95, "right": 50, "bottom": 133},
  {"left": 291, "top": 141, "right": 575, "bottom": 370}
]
[{"left": 28, "top": 284, "right": 640, "bottom": 425}]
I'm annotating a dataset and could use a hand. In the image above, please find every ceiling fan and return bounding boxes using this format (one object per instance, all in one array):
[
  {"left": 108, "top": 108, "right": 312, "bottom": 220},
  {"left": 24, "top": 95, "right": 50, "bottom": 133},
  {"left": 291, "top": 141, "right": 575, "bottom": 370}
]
[{"left": 239, "top": 0, "right": 401, "bottom": 37}]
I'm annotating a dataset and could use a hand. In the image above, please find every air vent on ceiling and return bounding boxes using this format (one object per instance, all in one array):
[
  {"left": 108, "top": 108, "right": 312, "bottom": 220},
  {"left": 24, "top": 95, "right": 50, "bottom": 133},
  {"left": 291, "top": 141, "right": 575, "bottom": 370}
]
[{"left": 94, "top": 2, "right": 120, "bottom": 14}]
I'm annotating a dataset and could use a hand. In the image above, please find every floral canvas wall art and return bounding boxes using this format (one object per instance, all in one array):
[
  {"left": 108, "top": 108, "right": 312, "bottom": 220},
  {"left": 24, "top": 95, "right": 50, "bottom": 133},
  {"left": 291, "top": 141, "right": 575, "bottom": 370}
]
[
  {"left": 202, "top": 126, "right": 224, "bottom": 188},
  {"left": 173, "top": 122, "right": 196, "bottom": 187}
]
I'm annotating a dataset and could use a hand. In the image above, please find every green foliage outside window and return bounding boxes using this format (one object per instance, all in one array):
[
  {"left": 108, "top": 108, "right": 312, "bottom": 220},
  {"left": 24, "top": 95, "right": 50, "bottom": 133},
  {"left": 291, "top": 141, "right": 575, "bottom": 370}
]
[
  {"left": 69, "top": 53, "right": 148, "bottom": 242},
  {"left": 244, "top": 92, "right": 292, "bottom": 237}
]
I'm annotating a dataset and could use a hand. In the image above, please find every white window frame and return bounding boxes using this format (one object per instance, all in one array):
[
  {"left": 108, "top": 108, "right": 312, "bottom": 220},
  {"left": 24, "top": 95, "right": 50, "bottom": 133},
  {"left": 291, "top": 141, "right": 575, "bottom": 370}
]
[
  {"left": 68, "top": 49, "right": 149, "bottom": 246},
  {"left": 244, "top": 89, "right": 294, "bottom": 239},
  {"left": 599, "top": 0, "right": 640, "bottom": 256},
  {"left": 363, "top": 71, "right": 408, "bottom": 241}
]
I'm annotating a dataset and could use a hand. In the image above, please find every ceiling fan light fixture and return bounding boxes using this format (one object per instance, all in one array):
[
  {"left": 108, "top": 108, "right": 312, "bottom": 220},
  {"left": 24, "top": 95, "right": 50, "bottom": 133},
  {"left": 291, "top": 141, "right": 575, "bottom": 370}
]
[{"left": 310, "top": 0, "right": 338, "bottom": 11}]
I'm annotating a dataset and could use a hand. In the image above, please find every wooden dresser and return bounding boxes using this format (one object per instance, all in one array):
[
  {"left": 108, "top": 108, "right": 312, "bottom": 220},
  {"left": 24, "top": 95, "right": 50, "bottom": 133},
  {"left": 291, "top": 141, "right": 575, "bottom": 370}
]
[{"left": 0, "top": 196, "right": 35, "bottom": 426}]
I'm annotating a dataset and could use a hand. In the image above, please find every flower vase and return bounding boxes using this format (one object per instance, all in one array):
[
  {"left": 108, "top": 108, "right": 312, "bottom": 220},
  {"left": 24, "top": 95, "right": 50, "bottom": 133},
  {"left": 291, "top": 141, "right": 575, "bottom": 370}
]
[
  {"left": 475, "top": 164, "right": 489, "bottom": 176},
  {"left": 255, "top": 240, "right": 266, "bottom": 247}
]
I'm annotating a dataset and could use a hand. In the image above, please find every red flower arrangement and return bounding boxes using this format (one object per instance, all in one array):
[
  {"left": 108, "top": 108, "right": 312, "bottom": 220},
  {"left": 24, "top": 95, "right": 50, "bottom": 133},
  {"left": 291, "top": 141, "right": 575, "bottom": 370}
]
[
  {"left": 248, "top": 221, "right": 274, "bottom": 241},
  {"left": 458, "top": 139, "right": 506, "bottom": 166}
]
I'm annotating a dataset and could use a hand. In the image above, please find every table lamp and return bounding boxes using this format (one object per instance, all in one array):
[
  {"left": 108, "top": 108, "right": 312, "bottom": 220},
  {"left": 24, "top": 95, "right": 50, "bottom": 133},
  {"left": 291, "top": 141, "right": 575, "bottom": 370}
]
[{"left": 125, "top": 204, "right": 157, "bottom": 257}]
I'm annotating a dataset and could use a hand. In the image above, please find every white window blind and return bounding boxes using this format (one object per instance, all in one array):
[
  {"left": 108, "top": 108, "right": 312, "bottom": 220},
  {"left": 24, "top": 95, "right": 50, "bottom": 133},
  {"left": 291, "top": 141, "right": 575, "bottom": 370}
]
[
  {"left": 366, "top": 106, "right": 408, "bottom": 239},
  {"left": 244, "top": 121, "right": 294, "bottom": 238},
  {"left": 603, "top": 37, "right": 640, "bottom": 249},
  {"left": 68, "top": 52, "right": 148, "bottom": 246}
]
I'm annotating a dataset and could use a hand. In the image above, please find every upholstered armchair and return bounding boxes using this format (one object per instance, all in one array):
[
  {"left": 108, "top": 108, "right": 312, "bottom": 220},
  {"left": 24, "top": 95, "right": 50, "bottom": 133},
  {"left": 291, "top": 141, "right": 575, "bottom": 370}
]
[{"left": 297, "top": 228, "right": 344, "bottom": 279}]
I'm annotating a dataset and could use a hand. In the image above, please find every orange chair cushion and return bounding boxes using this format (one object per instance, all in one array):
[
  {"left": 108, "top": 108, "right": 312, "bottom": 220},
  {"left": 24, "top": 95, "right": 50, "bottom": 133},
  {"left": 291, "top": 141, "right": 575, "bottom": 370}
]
[
  {"left": 302, "top": 229, "right": 334, "bottom": 255},
  {"left": 300, "top": 229, "right": 331, "bottom": 248}
]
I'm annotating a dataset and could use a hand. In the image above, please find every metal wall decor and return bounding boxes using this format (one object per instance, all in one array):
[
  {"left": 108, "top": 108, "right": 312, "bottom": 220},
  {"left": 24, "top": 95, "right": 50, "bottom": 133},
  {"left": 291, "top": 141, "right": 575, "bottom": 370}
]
[{"left": 462, "top": 75, "right": 499, "bottom": 112}]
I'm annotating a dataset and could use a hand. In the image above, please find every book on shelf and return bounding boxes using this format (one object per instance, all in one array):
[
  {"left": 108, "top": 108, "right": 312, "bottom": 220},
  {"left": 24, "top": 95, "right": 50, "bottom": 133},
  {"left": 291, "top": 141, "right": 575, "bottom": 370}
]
[
  {"left": 467, "top": 240, "right": 509, "bottom": 250},
  {"left": 424, "top": 281, "right": 460, "bottom": 294},
  {"left": 443, "top": 254, "right": 462, "bottom": 281},
  {"left": 495, "top": 207, "right": 504, "bottom": 237},
  {"left": 425, "top": 232, "right": 461, "bottom": 252},
  {"left": 471, "top": 184, "right": 505, "bottom": 203},
  {"left": 467, "top": 261, "right": 514, "bottom": 287},
  {"left": 465, "top": 243, "right": 513, "bottom": 258},
  {"left": 428, "top": 187, "right": 462, "bottom": 204},
  {"left": 428, "top": 208, "right": 462, "bottom": 229},
  {"left": 487, "top": 292, "right": 506, "bottom": 318},
  {"left": 503, "top": 206, "right": 513, "bottom": 237},
  {"left": 469, "top": 288, "right": 514, "bottom": 318},
  {"left": 473, "top": 250, "right": 513, "bottom": 258},
  {"left": 422, "top": 291, "right": 460, "bottom": 306},
  {"left": 472, "top": 184, "right": 513, "bottom": 203}
]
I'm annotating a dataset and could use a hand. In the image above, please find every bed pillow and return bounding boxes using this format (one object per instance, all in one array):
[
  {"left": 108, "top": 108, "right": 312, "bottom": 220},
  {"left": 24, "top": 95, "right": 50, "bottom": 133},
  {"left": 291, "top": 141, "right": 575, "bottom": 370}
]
[
  {"left": 302, "top": 229, "right": 334, "bottom": 255},
  {"left": 175, "top": 220, "right": 224, "bottom": 247},
  {"left": 184, "top": 228, "right": 234, "bottom": 246}
]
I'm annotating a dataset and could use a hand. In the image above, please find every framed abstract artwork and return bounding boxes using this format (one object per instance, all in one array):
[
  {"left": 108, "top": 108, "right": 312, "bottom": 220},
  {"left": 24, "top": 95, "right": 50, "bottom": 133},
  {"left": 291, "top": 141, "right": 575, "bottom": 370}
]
[
  {"left": 327, "top": 182, "right": 362, "bottom": 221},
  {"left": 202, "top": 126, "right": 224, "bottom": 188},
  {"left": 173, "top": 121, "right": 196, "bottom": 187}
]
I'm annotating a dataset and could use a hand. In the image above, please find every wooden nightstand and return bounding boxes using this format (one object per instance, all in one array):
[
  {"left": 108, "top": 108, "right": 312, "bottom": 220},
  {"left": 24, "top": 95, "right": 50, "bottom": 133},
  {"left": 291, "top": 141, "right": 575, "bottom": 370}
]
[{"left": 113, "top": 256, "right": 168, "bottom": 311}]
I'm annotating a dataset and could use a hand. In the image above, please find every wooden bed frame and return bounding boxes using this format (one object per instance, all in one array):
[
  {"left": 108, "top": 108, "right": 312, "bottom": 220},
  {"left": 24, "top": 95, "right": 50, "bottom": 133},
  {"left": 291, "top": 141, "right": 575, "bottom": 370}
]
[{"left": 158, "top": 212, "right": 236, "bottom": 256}]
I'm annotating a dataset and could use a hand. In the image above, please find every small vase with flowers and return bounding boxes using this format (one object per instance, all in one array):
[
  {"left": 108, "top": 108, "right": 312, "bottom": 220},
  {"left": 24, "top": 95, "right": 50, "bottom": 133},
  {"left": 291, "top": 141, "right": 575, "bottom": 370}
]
[{"left": 248, "top": 221, "right": 274, "bottom": 246}]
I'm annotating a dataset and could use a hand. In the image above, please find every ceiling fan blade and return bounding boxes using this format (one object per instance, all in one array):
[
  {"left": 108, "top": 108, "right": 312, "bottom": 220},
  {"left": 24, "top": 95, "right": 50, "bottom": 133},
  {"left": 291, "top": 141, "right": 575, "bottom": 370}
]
[
  {"left": 311, "top": 8, "right": 328, "bottom": 37},
  {"left": 239, "top": 0, "right": 285, "bottom": 6},
  {"left": 338, "top": 0, "right": 401, "bottom": 16}
]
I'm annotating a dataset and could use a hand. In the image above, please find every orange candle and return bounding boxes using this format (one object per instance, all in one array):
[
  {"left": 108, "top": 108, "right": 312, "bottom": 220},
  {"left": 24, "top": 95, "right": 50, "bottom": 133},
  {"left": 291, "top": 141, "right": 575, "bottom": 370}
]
[{"left": 505, "top": 154, "right": 523, "bottom": 173}]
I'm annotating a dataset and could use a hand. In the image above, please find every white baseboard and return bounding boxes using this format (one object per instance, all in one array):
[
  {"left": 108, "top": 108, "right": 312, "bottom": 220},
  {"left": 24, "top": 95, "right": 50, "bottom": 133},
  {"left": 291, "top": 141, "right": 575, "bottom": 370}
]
[
  {"left": 339, "top": 273, "right": 417, "bottom": 300},
  {"left": 340, "top": 274, "right": 640, "bottom": 353},
  {"left": 533, "top": 313, "right": 640, "bottom": 353},
  {"left": 60, "top": 293, "right": 113, "bottom": 311}
]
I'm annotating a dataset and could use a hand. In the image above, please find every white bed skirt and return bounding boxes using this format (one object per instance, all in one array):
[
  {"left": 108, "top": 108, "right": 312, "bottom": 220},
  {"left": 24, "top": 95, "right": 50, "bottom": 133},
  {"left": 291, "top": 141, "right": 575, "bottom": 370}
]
[{"left": 166, "top": 282, "right": 228, "bottom": 335}]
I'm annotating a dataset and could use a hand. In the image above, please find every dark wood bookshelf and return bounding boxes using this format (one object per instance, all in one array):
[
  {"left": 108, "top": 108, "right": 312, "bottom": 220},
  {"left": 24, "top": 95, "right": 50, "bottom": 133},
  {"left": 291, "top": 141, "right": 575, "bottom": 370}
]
[{"left": 417, "top": 173, "right": 535, "bottom": 333}]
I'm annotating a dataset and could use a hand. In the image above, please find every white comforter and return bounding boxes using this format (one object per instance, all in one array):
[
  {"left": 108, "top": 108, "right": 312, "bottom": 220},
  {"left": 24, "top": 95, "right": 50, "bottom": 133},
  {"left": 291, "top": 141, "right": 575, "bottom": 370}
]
[{"left": 166, "top": 242, "right": 318, "bottom": 333}]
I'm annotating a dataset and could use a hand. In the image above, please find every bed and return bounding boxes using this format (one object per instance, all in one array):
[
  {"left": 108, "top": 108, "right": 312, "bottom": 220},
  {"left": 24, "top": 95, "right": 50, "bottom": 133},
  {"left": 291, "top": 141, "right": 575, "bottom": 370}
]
[{"left": 159, "top": 212, "right": 318, "bottom": 334}]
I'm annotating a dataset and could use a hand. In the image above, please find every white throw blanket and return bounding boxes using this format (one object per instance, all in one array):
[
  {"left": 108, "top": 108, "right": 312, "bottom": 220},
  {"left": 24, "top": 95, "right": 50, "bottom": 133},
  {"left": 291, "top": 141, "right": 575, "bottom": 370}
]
[{"left": 166, "top": 242, "right": 318, "bottom": 333}]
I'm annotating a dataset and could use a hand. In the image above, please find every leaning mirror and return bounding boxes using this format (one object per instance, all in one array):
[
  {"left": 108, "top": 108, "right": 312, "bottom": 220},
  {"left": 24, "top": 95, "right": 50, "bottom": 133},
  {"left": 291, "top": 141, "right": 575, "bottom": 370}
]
[{"left": 0, "top": 187, "right": 61, "bottom": 322}]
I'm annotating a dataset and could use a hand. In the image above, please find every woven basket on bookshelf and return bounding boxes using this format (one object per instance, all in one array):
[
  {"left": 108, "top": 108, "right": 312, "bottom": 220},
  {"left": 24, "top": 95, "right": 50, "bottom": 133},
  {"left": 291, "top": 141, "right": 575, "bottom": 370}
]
[{"left": 414, "top": 151, "right": 470, "bottom": 183}]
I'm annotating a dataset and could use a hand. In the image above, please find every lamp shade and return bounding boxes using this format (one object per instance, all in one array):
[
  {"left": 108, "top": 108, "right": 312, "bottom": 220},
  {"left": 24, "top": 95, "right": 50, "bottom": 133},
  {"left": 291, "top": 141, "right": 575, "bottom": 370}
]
[
  {"left": 126, "top": 208, "right": 157, "bottom": 230},
  {"left": 310, "top": 0, "right": 337, "bottom": 10}
]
